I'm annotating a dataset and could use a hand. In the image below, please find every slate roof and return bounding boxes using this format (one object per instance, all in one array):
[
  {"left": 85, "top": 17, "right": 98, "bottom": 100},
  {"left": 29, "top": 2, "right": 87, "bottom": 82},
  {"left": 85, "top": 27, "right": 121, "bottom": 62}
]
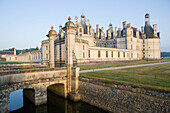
[{"left": 0, "top": 51, "right": 14, "bottom": 55}]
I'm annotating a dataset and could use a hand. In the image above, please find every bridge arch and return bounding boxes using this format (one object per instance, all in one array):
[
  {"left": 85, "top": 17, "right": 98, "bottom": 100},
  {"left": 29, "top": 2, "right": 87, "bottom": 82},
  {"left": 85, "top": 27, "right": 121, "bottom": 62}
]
[
  {"left": 47, "top": 82, "right": 67, "bottom": 99},
  {"left": 10, "top": 88, "right": 36, "bottom": 111}
]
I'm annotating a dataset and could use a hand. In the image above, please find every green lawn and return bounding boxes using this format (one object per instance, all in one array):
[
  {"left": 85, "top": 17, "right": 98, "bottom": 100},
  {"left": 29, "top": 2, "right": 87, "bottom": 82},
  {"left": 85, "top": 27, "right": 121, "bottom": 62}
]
[
  {"left": 80, "top": 59, "right": 170, "bottom": 70},
  {"left": 0, "top": 61, "right": 21, "bottom": 64},
  {"left": 0, "top": 61, "right": 39, "bottom": 64},
  {"left": 80, "top": 63, "right": 170, "bottom": 92}
]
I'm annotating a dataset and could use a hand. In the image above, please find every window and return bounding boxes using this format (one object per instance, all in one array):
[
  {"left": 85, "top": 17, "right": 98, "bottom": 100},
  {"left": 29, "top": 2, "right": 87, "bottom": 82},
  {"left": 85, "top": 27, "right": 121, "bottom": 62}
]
[
  {"left": 123, "top": 52, "right": 125, "bottom": 57},
  {"left": 98, "top": 51, "right": 100, "bottom": 58},
  {"left": 88, "top": 50, "right": 90, "bottom": 58},
  {"left": 118, "top": 52, "right": 120, "bottom": 58},
  {"left": 80, "top": 34, "right": 82, "bottom": 36},
  {"left": 46, "top": 54, "right": 48, "bottom": 59},
  {"left": 137, "top": 53, "right": 139, "bottom": 58},
  {"left": 111, "top": 51, "right": 113, "bottom": 57},
  {"left": 83, "top": 45, "right": 85, "bottom": 50},
  {"left": 127, "top": 53, "right": 129, "bottom": 58},
  {"left": 131, "top": 45, "right": 133, "bottom": 50},
  {"left": 15, "top": 57, "right": 17, "bottom": 60},
  {"left": 46, "top": 45, "right": 48, "bottom": 50},
  {"left": 83, "top": 52, "right": 85, "bottom": 58},
  {"left": 106, "top": 51, "right": 108, "bottom": 58},
  {"left": 131, "top": 53, "right": 133, "bottom": 58},
  {"left": 80, "top": 28, "right": 82, "bottom": 32},
  {"left": 131, "top": 38, "right": 133, "bottom": 41}
]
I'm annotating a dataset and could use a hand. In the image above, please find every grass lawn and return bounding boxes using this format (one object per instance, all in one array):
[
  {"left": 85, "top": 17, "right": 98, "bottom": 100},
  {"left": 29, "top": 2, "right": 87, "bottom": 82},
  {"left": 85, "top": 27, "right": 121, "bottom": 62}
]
[
  {"left": 0, "top": 61, "right": 39, "bottom": 64},
  {"left": 0, "top": 61, "right": 21, "bottom": 64},
  {"left": 80, "top": 63, "right": 170, "bottom": 92},
  {"left": 80, "top": 59, "right": 170, "bottom": 70}
]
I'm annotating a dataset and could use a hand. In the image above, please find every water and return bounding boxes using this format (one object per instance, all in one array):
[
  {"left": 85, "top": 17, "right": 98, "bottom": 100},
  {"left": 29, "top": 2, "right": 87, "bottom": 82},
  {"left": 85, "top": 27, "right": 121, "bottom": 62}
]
[{"left": 10, "top": 90, "right": 107, "bottom": 113}]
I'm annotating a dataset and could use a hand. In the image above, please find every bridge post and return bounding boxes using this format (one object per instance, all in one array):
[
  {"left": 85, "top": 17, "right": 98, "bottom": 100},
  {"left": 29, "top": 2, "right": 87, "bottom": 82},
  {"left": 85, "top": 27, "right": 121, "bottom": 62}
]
[
  {"left": 62, "top": 17, "right": 77, "bottom": 93},
  {"left": 62, "top": 17, "right": 80, "bottom": 101},
  {"left": 69, "top": 67, "right": 81, "bottom": 102},
  {"left": 47, "top": 26, "right": 58, "bottom": 68}
]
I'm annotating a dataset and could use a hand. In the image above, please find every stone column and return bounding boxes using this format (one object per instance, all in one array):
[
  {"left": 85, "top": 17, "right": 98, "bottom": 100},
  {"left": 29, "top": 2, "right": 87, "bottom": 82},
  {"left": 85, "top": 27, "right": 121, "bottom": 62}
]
[
  {"left": 69, "top": 67, "right": 81, "bottom": 102},
  {"left": 62, "top": 17, "right": 77, "bottom": 93},
  {"left": 47, "top": 26, "right": 58, "bottom": 68}
]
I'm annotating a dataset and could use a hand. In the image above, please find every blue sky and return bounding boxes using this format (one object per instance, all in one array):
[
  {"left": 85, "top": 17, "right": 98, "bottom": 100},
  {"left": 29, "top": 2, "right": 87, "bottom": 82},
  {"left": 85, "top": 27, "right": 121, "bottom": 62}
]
[{"left": 0, "top": 0, "right": 170, "bottom": 51}]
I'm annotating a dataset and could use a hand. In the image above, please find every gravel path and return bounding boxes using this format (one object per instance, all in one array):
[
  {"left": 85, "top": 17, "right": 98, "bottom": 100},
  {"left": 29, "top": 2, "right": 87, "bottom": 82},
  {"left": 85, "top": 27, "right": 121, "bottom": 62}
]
[{"left": 80, "top": 62, "right": 170, "bottom": 73}]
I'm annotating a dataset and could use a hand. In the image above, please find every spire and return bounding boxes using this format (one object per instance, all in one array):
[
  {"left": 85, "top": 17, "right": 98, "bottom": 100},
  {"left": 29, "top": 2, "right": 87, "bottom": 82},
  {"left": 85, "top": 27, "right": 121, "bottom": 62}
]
[
  {"left": 68, "top": 16, "right": 71, "bottom": 22},
  {"left": 51, "top": 26, "right": 53, "bottom": 30}
]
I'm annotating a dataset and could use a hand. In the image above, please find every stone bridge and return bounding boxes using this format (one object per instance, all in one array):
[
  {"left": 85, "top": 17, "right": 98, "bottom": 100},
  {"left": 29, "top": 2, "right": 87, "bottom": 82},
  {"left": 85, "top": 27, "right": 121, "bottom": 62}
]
[
  {"left": 0, "top": 17, "right": 81, "bottom": 113},
  {"left": 0, "top": 66, "right": 80, "bottom": 113}
]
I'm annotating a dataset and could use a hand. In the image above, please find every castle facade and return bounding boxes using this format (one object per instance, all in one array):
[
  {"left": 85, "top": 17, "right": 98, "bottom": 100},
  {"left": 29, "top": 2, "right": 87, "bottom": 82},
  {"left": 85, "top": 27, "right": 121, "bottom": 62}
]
[{"left": 41, "top": 13, "right": 160, "bottom": 66}]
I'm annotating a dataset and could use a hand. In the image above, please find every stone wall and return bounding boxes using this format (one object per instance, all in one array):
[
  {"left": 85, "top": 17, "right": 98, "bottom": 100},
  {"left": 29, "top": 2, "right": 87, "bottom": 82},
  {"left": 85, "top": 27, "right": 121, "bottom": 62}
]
[
  {"left": 0, "top": 69, "right": 67, "bottom": 113},
  {"left": 77, "top": 78, "right": 170, "bottom": 113}
]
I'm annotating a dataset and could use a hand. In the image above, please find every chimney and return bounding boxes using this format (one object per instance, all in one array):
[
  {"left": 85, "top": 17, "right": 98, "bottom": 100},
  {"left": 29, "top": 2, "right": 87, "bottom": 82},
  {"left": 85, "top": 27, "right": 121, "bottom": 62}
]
[
  {"left": 75, "top": 16, "right": 78, "bottom": 25},
  {"left": 127, "top": 23, "right": 131, "bottom": 28},
  {"left": 14, "top": 48, "right": 16, "bottom": 55},
  {"left": 118, "top": 28, "right": 121, "bottom": 37},
  {"left": 87, "top": 19, "right": 90, "bottom": 26},
  {"left": 123, "top": 21, "right": 127, "bottom": 29},
  {"left": 141, "top": 26, "right": 144, "bottom": 34},
  {"left": 153, "top": 24, "right": 157, "bottom": 37}
]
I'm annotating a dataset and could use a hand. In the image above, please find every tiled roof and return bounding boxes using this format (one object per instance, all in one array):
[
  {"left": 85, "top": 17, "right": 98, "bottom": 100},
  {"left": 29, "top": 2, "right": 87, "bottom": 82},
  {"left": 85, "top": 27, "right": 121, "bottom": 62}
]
[{"left": 0, "top": 51, "right": 14, "bottom": 55}]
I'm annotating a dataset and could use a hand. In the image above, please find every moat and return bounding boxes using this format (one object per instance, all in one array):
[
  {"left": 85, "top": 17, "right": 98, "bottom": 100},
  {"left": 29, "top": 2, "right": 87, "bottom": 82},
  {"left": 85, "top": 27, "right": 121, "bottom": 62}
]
[{"left": 10, "top": 89, "right": 107, "bottom": 113}]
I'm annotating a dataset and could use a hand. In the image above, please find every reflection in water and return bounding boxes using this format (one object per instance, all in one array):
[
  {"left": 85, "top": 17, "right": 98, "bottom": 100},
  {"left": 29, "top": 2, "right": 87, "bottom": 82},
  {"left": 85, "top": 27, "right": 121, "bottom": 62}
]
[
  {"left": 11, "top": 90, "right": 107, "bottom": 113},
  {"left": 10, "top": 89, "right": 23, "bottom": 111}
]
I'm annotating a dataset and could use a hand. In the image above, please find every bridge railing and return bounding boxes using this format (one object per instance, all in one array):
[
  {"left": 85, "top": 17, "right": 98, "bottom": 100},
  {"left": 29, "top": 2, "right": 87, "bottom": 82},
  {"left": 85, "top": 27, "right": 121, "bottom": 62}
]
[{"left": 0, "top": 67, "right": 66, "bottom": 76}]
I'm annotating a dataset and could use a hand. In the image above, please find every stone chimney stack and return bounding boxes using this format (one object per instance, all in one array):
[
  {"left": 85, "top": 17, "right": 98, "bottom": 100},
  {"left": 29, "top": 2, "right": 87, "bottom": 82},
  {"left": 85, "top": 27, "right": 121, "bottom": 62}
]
[
  {"left": 114, "top": 27, "right": 117, "bottom": 37},
  {"left": 127, "top": 23, "right": 131, "bottom": 28},
  {"left": 96, "top": 24, "right": 100, "bottom": 39},
  {"left": 153, "top": 24, "right": 157, "bottom": 37},
  {"left": 14, "top": 48, "right": 16, "bottom": 55},
  {"left": 75, "top": 16, "right": 78, "bottom": 25},
  {"left": 123, "top": 21, "right": 127, "bottom": 29},
  {"left": 141, "top": 26, "right": 144, "bottom": 34},
  {"left": 87, "top": 19, "right": 90, "bottom": 26},
  {"left": 118, "top": 28, "right": 121, "bottom": 37}
]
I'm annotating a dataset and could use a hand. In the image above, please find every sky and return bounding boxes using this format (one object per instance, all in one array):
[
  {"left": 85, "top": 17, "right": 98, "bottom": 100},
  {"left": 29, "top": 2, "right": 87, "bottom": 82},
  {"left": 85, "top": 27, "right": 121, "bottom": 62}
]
[{"left": 0, "top": 0, "right": 170, "bottom": 51}]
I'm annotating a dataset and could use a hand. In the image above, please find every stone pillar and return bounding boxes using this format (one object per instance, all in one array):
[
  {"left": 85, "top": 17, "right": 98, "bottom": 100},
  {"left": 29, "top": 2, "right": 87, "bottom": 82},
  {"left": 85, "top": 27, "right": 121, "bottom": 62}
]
[
  {"left": 62, "top": 17, "right": 77, "bottom": 93},
  {"left": 47, "top": 26, "right": 58, "bottom": 68},
  {"left": 69, "top": 67, "right": 81, "bottom": 102},
  {"left": 153, "top": 24, "right": 157, "bottom": 37}
]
